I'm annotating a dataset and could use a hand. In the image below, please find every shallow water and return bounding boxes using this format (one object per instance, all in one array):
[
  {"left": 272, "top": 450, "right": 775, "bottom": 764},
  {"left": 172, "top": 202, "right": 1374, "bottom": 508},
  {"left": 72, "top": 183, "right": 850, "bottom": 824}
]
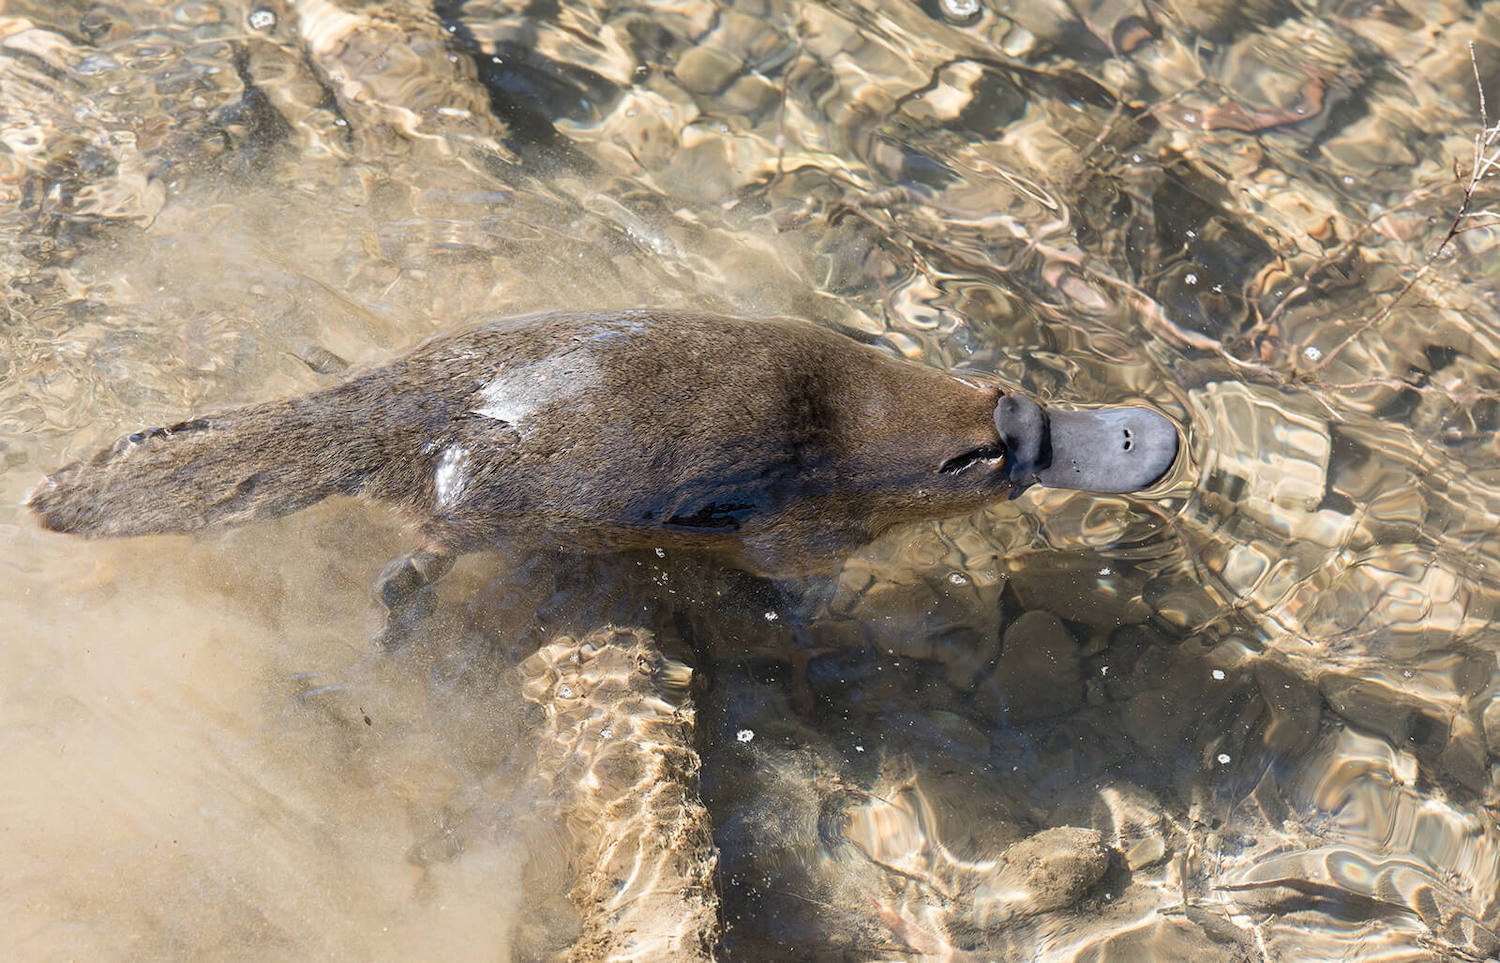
[{"left": 4, "top": 0, "right": 1500, "bottom": 959}]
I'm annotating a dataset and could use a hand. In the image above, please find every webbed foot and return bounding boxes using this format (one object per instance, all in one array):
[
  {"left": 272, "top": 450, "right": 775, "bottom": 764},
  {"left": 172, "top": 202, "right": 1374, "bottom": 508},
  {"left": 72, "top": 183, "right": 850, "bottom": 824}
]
[{"left": 372, "top": 546, "right": 455, "bottom": 651}]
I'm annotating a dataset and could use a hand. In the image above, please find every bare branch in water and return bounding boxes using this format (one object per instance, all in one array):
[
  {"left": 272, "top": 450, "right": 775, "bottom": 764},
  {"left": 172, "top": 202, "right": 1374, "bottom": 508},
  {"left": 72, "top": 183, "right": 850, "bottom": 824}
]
[
  {"left": 1475, "top": 42, "right": 1490, "bottom": 131},
  {"left": 1307, "top": 41, "right": 1500, "bottom": 375}
]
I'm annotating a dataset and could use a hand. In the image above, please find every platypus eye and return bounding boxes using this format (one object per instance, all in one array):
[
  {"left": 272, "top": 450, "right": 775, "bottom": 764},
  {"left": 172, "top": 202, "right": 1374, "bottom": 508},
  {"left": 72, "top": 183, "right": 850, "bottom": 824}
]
[{"left": 938, "top": 443, "right": 1006, "bottom": 475}]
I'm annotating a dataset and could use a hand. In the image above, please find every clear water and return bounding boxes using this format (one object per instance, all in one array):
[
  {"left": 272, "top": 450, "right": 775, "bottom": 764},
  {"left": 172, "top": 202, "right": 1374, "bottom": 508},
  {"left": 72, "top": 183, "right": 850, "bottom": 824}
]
[{"left": 3, "top": 0, "right": 1499, "bottom": 958}]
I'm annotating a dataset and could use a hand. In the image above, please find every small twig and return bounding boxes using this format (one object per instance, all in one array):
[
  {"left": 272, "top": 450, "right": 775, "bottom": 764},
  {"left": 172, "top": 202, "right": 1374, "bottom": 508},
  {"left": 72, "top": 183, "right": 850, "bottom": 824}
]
[
  {"left": 1306, "top": 260, "right": 1439, "bottom": 375},
  {"left": 1473, "top": 41, "right": 1489, "bottom": 132}
]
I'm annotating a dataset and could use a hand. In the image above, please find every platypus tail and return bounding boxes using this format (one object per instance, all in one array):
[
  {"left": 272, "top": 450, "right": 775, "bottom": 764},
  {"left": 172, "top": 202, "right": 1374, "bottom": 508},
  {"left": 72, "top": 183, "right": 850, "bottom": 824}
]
[{"left": 26, "top": 378, "right": 382, "bottom": 538}]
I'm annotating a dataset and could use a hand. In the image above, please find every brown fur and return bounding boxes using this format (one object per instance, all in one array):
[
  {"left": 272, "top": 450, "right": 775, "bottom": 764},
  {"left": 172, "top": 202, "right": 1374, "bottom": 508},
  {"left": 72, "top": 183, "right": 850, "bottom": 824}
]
[{"left": 29, "top": 310, "right": 1013, "bottom": 576}]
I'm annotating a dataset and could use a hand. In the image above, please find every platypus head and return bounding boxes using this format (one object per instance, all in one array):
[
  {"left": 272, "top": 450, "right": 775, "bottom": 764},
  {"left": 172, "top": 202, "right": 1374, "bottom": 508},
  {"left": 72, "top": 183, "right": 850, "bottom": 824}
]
[{"left": 991, "top": 394, "right": 1178, "bottom": 497}]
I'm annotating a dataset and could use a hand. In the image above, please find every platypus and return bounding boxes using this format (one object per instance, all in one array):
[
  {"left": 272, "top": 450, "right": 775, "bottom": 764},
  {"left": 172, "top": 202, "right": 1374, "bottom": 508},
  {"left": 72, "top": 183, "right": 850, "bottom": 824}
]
[{"left": 28, "top": 310, "right": 1178, "bottom": 634}]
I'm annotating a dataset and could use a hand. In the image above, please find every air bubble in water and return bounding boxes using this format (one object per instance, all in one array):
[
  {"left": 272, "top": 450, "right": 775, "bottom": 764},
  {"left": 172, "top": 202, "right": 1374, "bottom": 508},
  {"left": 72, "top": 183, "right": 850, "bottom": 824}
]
[
  {"left": 247, "top": 8, "right": 276, "bottom": 30},
  {"left": 939, "top": 0, "right": 981, "bottom": 21},
  {"left": 737, "top": 729, "right": 755, "bottom": 743}
]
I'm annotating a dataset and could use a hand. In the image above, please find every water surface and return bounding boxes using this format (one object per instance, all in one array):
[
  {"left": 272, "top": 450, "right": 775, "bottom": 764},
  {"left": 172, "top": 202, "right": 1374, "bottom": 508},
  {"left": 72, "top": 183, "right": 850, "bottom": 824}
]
[{"left": 3, "top": 0, "right": 1499, "bottom": 958}]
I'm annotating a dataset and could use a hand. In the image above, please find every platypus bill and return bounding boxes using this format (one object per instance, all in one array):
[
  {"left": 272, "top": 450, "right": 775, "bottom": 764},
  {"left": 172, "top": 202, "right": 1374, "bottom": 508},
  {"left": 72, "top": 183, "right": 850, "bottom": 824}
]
[{"left": 28, "top": 310, "right": 1178, "bottom": 638}]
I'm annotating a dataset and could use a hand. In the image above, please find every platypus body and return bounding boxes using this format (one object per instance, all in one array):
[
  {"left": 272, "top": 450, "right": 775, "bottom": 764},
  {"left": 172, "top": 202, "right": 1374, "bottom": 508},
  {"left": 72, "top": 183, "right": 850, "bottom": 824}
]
[{"left": 29, "top": 310, "right": 1178, "bottom": 584}]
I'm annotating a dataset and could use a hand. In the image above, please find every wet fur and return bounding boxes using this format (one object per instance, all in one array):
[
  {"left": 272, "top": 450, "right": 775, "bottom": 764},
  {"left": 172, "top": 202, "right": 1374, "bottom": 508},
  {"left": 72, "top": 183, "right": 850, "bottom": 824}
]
[{"left": 29, "top": 310, "right": 1012, "bottom": 577}]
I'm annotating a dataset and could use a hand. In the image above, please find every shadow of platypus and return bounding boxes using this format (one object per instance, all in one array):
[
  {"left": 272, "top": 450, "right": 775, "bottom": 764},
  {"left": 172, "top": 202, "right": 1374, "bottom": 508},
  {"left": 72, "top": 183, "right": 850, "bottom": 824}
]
[{"left": 28, "top": 309, "right": 1179, "bottom": 640}]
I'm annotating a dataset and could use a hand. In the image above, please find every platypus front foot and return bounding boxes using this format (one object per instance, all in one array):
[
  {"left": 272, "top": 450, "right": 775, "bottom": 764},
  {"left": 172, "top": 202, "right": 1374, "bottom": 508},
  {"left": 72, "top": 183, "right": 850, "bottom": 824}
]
[{"left": 372, "top": 547, "right": 455, "bottom": 651}]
